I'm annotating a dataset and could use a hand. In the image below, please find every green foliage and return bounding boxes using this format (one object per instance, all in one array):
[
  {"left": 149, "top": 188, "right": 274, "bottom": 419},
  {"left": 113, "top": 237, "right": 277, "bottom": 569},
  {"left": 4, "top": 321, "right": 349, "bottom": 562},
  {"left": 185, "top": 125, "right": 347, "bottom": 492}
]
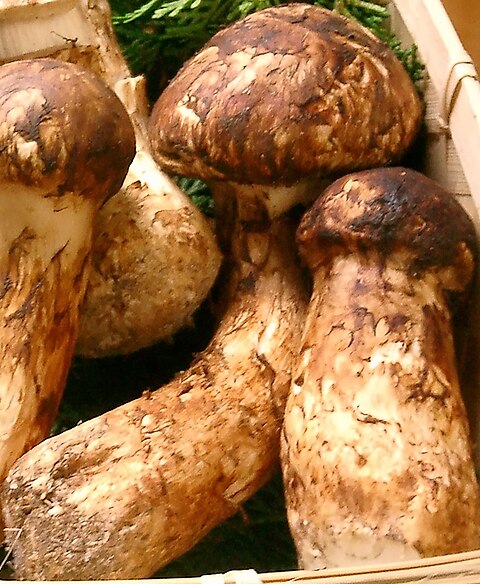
[
  {"left": 176, "top": 176, "right": 216, "bottom": 216},
  {"left": 381, "top": 33, "right": 425, "bottom": 89}
]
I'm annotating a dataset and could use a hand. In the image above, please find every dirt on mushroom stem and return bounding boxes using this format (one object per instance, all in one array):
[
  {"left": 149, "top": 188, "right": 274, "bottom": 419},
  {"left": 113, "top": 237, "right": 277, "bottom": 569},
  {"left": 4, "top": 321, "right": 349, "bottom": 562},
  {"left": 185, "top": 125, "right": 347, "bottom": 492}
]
[{"left": 282, "top": 254, "right": 480, "bottom": 567}]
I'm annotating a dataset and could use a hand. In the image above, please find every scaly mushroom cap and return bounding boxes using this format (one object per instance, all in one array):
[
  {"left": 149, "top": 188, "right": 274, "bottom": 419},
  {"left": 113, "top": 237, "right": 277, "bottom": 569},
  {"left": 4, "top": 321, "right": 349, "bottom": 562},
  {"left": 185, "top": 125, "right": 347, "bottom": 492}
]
[
  {"left": 0, "top": 57, "right": 135, "bottom": 200},
  {"left": 297, "top": 167, "right": 477, "bottom": 295},
  {"left": 149, "top": 3, "right": 422, "bottom": 186}
]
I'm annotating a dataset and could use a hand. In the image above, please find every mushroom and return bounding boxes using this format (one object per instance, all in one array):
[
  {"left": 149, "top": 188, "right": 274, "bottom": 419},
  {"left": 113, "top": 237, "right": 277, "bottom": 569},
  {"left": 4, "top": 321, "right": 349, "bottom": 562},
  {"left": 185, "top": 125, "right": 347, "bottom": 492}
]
[
  {"left": 1, "top": 200, "right": 309, "bottom": 581},
  {"left": 281, "top": 167, "right": 480, "bottom": 569},
  {"left": 0, "top": 0, "right": 222, "bottom": 357},
  {"left": 0, "top": 57, "right": 134, "bottom": 527},
  {"left": 2, "top": 5, "right": 422, "bottom": 579}
]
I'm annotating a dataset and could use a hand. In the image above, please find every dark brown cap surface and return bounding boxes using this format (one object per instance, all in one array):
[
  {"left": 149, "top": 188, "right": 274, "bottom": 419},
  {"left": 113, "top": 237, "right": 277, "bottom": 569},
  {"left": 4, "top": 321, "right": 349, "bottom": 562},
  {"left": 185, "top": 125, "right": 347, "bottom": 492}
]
[
  {"left": 149, "top": 3, "right": 422, "bottom": 186},
  {"left": 0, "top": 58, "right": 135, "bottom": 203},
  {"left": 297, "top": 167, "right": 477, "bottom": 290}
]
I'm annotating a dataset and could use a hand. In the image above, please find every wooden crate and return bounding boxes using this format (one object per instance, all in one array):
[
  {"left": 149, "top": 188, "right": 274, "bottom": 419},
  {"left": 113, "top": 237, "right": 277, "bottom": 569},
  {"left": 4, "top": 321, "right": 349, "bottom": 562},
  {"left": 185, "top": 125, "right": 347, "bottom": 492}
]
[{"left": 1, "top": 1, "right": 480, "bottom": 582}]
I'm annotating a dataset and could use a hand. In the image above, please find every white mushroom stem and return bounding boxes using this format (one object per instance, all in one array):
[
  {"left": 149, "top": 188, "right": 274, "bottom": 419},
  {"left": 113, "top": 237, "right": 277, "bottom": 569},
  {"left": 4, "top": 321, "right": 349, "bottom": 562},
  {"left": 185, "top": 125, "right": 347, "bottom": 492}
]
[
  {"left": 0, "top": 0, "right": 221, "bottom": 357},
  {"left": 282, "top": 254, "right": 480, "bottom": 568},
  {"left": 0, "top": 57, "right": 135, "bottom": 536},
  {"left": 2, "top": 182, "right": 310, "bottom": 580},
  {"left": 0, "top": 187, "right": 94, "bottom": 482},
  {"left": 281, "top": 170, "right": 480, "bottom": 569}
]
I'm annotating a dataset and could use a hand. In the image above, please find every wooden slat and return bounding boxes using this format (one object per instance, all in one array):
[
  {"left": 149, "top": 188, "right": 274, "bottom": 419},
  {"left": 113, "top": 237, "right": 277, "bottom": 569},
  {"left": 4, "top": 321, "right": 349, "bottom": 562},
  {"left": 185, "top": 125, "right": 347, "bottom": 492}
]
[
  {"left": 391, "top": 0, "right": 480, "bottom": 212},
  {"left": 82, "top": 549, "right": 480, "bottom": 584}
]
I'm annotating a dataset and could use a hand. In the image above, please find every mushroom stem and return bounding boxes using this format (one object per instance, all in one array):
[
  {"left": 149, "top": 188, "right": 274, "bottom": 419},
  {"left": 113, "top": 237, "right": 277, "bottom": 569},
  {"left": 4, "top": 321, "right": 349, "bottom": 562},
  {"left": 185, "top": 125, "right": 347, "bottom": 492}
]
[
  {"left": 0, "top": 0, "right": 222, "bottom": 356},
  {"left": 281, "top": 168, "right": 480, "bottom": 569},
  {"left": 2, "top": 184, "right": 309, "bottom": 580},
  {"left": 0, "top": 188, "right": 93, "bottom": 481},
  {"left": 0, "top": 56, "right": 135, "bottom": 535}
]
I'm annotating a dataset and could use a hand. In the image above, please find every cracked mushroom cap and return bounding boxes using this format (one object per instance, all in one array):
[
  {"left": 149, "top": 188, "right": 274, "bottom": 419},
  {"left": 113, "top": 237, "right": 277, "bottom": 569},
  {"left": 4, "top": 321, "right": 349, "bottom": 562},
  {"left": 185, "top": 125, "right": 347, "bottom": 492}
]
[
  {"left": 0, "top": 58, "right": 135, "bottom": 202},
  {"left": 149, "top": 3, "right": 422, "bottom": 186},
  {"left": 297, "top": 167, "right": 477, "bottom": 296}
]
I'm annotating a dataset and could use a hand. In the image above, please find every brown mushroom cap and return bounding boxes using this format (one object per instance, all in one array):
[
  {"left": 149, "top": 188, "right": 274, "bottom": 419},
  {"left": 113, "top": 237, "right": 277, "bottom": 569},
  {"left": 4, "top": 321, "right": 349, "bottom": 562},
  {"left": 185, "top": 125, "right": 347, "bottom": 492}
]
[
  {"left": 0, "top": 58, "right": 135, "bottom": 201},
  {"left": 297, "top": 167, "right": 477, "bottom": 293},
  {"left": 149, "top": 3, "right": 422, "bottom": 186}
]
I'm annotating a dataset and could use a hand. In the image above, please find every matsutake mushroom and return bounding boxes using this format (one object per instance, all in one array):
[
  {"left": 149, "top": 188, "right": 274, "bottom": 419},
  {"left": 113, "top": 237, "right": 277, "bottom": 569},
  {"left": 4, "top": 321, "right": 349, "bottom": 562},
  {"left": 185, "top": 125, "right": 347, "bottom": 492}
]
[
  {"left": 0, "top": 0, "right": 221, "bottom": 357},
  {"left": 2, "top": 5, "right": 422, "bottom": 579},
  {"left": 281, "top": 167, "right": 480, "bottom": 569},
  {"left": 0, "top": 57, "right": 134, "bottom": 527}
]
